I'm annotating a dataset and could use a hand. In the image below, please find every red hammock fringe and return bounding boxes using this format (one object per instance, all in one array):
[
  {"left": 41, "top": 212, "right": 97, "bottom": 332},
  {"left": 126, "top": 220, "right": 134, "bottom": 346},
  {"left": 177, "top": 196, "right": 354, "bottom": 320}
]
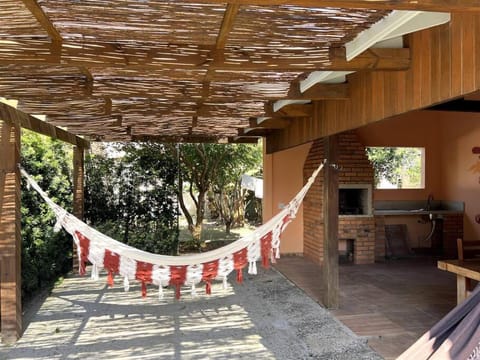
[
  {"left": 261, "top": 232, "right": 273, "bottom": 269},
  {"left": 233, "top": 248, "right": 248, "bottom": 283},
  {"left": 169, "top": 265, "right": 187, "bottom": 299},
  {"left": 202, "top": 260, "right": 219, "bottom": 295}
]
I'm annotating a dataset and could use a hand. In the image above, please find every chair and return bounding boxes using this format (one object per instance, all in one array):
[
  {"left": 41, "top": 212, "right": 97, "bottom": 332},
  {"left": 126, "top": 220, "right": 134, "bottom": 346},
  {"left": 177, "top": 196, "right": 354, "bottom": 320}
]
[
  {"left": 456, "top": 238, "right": 480, "bottom": 260},
  {"left": 456, "top": 238, "right": 480, "bottom": 293}
]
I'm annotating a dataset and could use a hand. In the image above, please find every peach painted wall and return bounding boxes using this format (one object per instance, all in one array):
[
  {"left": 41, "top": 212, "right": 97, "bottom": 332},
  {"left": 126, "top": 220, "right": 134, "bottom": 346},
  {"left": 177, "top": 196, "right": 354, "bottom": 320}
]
[
  {"left": 356, "top": 111, "right": 443, "bottom": 201},
  {"left": 357, "top": 110, "right": 480, "bottom": 240},
  {"left": 438, "top": 112, "right": 480, "bottom": 240},
  {"left": 263, "top": 141, "right": 311, "bottom": 254}
]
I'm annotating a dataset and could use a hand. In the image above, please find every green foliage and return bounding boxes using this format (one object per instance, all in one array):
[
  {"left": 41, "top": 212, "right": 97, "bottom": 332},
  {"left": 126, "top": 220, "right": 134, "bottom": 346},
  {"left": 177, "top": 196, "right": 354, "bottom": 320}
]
[
  {"left": 21, "top": 130, "right": 73, "bottom": 301},
  {"left": 85, "top": 143, "right": 179, "bottom": 255},
  {"left": 211, "top": 143, "right": 262, "bottom": 232},
  {"left": 366, "top": 147, "right": 423, "bottom": 189},
  {"left": 177, "top": 142, "right": 262, "bottom": 239},
  {"left": 244, "top": 190, "right": 262, "bottom": 224}
]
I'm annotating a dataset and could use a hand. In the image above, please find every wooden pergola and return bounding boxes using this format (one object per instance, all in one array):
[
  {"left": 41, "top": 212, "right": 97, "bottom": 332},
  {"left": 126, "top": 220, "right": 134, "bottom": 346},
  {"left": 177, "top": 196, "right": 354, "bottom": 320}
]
[{"left": 1, "top": 0, "right": 480, "bottom": 343}]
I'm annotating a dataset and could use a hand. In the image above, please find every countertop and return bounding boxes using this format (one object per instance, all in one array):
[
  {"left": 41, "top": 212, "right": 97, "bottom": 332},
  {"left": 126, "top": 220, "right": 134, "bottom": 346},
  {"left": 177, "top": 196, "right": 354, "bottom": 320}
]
[{"left": 373, "top": 200, "right": 464, "bottom": 216}]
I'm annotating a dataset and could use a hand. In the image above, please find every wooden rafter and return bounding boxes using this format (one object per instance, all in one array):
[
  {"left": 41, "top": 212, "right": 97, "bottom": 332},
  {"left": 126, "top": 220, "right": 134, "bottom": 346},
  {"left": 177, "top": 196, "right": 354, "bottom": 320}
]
[
  {"left": 238, "top": 127, "right": 274, "bottom": 136},
  {"left": 199, "top": 3, "right": 240, "bottom": 128},
  {"left": 79, "top": 67, "right": 94, "bottom": 96},
  {"left": 264, "top": 103, "right": 313, "bottom": 118},
  {"left": 131, "top": 134, "right": 225, "bottom": 143},
  {"left": 288, "top": 83, "right": 349, "bottom": 100},
  {"left": 0, "top": 45, "right": 411, "bottom": 72},
  {"left": 20, "top": 0, "right": 62, "bottom": 53},
  {"left": 228, "top": 136, "right": 260, "bottom": 143},
  {"left": 0, "top": 0, "right": 431, "bottom": 141},
  {"left": 0, "top": 102, "right": 90, "bottom": 149},
  {"left": 216, "top": 4, "right": 240, "bottom": 49},
  {"left": 329, "top": 48, "right": 410, "bottom": 71},
  {"left": 188, "top": 0, "right": 480, "bottom": 12},
  {"left": 249, "top": 117, "right": 292, "bottom": 129}
]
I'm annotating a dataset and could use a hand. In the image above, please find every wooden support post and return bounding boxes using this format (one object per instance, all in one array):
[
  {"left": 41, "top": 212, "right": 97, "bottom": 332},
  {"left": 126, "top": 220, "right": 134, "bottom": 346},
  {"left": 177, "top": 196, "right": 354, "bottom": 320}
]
[
  {"left": 0, "top": 119, "right": 22, "bottom": 343},
  {"left": 72, "top": 146, "right": 85, "bottom": 272},
  {"left": 322, "top": 135, "right": 339, "bottom": 309}
]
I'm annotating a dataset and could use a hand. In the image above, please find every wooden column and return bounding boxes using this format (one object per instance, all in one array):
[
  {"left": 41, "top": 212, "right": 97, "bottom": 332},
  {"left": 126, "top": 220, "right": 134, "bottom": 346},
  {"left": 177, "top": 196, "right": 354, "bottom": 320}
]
[
  {"left": 72, "top": 146, "right": 85, "bottom": 272},
  {"left": 0, "top": 119, "right": 21, "bottom": 343},
  {"left": 322, "top": 135, "right": 339, "bottom": 309}
]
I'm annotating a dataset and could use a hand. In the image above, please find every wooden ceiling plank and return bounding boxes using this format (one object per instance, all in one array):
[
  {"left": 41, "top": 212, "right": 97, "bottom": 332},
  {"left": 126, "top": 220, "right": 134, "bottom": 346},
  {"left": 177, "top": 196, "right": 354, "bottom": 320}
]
[
  {"left": 181, "top": 0, "right": 480, "bottom": 12},
  {"left": 0, "top": 102, "right": 90, "bottom": 149}
]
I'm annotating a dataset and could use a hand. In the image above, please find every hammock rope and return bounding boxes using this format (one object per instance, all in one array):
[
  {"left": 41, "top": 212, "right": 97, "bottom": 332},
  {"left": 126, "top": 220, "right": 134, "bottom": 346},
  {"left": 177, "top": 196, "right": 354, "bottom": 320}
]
[{"left": 21, "top": 161, "right": 325, "bottom": 300}]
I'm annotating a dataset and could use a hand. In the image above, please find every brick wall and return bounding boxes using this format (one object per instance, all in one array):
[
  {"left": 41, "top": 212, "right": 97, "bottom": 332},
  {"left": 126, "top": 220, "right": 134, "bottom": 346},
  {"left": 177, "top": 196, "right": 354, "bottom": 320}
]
[
  {"left": 375, "top": 216, "right": 386, "bottom": 261},
  {"left": 303, "top": 130, "right": 376, "bottom": 265},
  {"left": 442, "top": 214, "right": 464, "bottom": 258}
]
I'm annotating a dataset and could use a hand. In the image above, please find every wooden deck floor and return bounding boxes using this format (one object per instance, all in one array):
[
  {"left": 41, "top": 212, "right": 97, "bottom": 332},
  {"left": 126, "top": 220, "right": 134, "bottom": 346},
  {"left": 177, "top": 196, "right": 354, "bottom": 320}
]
[{"left": 274, "top": 256, "right": 457, "bottom": 359}]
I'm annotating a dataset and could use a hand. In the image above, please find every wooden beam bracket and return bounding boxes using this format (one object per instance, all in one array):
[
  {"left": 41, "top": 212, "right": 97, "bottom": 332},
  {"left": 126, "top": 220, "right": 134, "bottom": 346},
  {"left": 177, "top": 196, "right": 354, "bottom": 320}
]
[{"left": 0, "top": 102, "right": 90, "bottom": 149}]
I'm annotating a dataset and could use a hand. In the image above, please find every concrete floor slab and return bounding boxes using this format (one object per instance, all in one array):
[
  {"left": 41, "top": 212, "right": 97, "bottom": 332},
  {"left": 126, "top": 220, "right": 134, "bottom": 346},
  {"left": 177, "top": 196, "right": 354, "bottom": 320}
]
[{"left": 0, "top": 268, "right": 381, "bottom": 360}]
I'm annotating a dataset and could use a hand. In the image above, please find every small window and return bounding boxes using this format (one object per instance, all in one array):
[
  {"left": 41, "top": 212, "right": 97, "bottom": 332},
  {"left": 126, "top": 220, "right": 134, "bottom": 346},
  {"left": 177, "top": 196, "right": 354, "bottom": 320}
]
[{"left": 366, "top": 147, "right": 425, "bottom": 189}]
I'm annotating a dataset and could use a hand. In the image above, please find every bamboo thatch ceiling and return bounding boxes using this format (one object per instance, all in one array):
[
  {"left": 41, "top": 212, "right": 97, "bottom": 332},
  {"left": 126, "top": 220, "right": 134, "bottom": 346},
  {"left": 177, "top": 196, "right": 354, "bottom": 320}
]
[{"left": 0, "top": 0, "right": 390, "bottom": 143}]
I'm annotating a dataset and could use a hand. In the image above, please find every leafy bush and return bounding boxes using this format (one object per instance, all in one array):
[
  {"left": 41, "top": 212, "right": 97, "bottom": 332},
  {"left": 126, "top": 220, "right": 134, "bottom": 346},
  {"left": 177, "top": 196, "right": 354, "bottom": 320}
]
[
  {"left": 85, "top": 143, "right": 179, "bottom": 255},
  {"left": 21, "top": 130, "right": 73, "bottom": 301}
]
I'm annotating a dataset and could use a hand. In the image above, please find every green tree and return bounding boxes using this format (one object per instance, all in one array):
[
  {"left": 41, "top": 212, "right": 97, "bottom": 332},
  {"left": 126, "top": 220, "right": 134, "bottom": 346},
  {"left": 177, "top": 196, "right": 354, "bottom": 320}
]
[
  {"left": 175, "top": 144, "right": 228, "bottom": 244},
  {"left": 175, "top": 143, "right": 262, "bottom": 242},
  {"left": 211, "top": 143, "right": 262, "bottom": 234},
  {"left": 21, "top": 130, "right": 73, "bottom": 300},
  {"left": 366, "top": 147, "right": 423, "bottom": 188},
  {"left": 85, "top": 142, "right": 179, "bottom": 255}
]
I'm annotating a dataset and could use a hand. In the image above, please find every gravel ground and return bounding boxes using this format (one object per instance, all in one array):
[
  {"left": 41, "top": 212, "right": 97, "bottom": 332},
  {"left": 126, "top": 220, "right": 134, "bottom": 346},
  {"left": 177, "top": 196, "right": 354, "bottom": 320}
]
[{"left": 0, "top": 268, "right": 382, "bottom": 360}]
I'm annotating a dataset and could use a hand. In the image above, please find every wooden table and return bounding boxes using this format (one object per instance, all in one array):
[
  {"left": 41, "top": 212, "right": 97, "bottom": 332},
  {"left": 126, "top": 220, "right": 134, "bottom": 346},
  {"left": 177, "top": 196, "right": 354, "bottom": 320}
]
[{"left": 438, "top": 259, "right": 480, "bottom": 304}]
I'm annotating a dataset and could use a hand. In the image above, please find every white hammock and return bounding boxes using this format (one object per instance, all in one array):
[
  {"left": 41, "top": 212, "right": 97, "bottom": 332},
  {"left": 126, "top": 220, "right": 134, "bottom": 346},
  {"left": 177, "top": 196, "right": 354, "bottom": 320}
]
[{"left": 21, "top": 162, "right": 324, "bottom": 299}]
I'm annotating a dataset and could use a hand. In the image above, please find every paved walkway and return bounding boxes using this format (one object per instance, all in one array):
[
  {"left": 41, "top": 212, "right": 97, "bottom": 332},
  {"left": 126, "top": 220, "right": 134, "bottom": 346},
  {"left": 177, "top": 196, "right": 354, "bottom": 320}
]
[
  {"left": 0, "top": 268, "right": 381, "bottom": 360},
  {"left": 275, "top": 256, "right": 457, "bottom": 359}
]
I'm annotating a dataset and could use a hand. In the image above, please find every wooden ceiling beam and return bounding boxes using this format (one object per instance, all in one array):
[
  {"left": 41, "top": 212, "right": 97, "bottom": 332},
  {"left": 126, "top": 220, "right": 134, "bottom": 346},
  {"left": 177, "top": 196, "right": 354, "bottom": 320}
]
[
  {"left": 288, "top": 82, "right": 349, "bottom": 100},
  {"left": 20, "top": 0, "right": 63, "bottom": 54},
  {"left": 216, "top": 4, "right": 240, "bottom": 49},
  {"left": 130, "top": 134, "right": 225, "bottom": 143},
  {"left": 329, "top": 47, "right": 410, "bottom": 70},
  {"left": 79, "top": 67, "right": 94, "bottom": 96},
  {"left": 187, "top": 0, "right": 480, "bottom": 12},
  {"left": 264, "top": 102, "right": 313, "bottom": 118},
  {"left": 228, "top": 136, "right": 260, "bottom": 144},
  {"left": 249, "top": 117, "right": 292, "bottom": 129},
  {"left": 464, "top": 92, "right": 480, "bottom": 101},
  {"left": 0, "top": 102, "right": 90, "bottom": 149},
  {"left": 7, "top": 92, "right": 290, "bottom": 103},
  {"left": 201, "top": 4, "right": 240, "bottom": 111},
  {"left": 46, "top": 114, "right": 123, "bottom": 127},
  {"left": 238, "top": 127, "right": 274, "bottom": 136},
  {"left": 212, "top": 48, "right": 411, "bottom": 71},
  {"left": 0, "top": 45, "right": 410, "bottom": 72}
]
